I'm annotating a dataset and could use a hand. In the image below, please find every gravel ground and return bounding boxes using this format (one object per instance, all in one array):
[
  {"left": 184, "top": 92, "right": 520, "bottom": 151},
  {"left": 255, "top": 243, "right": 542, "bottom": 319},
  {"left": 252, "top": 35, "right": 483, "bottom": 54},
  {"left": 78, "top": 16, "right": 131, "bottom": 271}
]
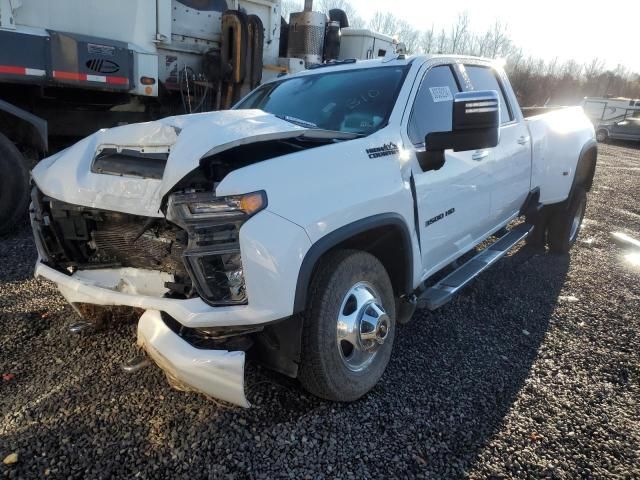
[{"left": 1, "top": 143, "right": 639, "bottom": 479}]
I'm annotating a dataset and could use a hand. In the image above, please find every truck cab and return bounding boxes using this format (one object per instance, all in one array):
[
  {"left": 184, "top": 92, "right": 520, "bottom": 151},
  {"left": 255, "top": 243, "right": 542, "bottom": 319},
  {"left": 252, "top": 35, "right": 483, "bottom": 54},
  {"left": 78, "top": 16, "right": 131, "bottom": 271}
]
[{"left": 29, "top": 55, "right": 598, "bottom": 407}]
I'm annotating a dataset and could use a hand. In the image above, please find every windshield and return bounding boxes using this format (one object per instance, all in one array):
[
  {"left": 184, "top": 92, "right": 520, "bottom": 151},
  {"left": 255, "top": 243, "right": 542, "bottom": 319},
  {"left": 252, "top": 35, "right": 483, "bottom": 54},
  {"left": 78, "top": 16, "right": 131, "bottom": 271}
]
[{"left": 236, "top": 66, "right": 409, "bottom": 135}]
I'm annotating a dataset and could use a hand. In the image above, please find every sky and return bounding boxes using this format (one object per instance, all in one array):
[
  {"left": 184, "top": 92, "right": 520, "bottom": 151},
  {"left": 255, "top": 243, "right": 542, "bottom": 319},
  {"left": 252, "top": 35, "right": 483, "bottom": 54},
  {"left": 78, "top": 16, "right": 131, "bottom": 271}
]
[{"left": 344, "top": 0, "right": 640, "bottom": 73}]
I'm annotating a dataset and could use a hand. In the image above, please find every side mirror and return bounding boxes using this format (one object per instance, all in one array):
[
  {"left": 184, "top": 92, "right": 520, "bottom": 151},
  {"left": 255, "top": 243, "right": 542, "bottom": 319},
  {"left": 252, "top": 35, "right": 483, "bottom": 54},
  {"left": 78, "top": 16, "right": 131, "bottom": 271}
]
[{"left": 418, "top": 91, "right": 500, "bottom": 171}]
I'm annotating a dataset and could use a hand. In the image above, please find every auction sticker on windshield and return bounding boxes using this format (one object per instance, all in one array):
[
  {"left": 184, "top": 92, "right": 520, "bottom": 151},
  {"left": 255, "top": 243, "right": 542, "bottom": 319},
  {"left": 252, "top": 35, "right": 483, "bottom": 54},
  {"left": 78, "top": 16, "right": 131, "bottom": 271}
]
[{"left": 429, "top": 86, "right": 453, "bottom": 103}]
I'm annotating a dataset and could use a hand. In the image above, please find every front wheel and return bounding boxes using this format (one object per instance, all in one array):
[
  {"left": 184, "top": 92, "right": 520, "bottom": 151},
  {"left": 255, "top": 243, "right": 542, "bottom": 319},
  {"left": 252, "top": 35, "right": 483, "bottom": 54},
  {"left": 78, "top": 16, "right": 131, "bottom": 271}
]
[{"left": 298, "top": 250, "right": 396, "bottom": 402}]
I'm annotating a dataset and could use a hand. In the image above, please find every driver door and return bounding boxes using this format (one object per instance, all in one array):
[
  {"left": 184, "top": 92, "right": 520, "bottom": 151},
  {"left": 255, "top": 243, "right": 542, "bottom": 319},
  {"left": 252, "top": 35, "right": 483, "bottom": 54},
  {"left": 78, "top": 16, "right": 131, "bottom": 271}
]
[{"left": 405, "top": 65, "right": 494, "bottom": 277}]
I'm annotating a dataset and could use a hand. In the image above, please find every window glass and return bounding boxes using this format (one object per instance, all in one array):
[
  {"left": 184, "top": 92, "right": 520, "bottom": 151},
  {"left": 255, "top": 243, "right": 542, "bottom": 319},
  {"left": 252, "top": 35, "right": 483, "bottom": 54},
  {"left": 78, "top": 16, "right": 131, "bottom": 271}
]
[
  {"left": 464, "top": 66, "right": 513, "bottom": 124},
  {"left": 236, "top": 66, "right": 408, "bottom": 135},
  {"left": 408, "top": 65, "right": 460, "bottom": 145}
]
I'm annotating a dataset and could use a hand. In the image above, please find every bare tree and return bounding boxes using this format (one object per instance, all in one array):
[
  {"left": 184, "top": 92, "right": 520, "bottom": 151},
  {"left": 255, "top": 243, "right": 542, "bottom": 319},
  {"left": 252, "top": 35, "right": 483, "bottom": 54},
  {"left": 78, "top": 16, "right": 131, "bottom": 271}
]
[
  {"left": 369, "top": 11, "right": 401, "bottom": 36},
  {"left": 315, "top": 0, "right": 365, "bottom": 28},
  {"left": 396, "top": 20, "right": 420, "bottom": 53},
  {"left": 436, "top": 28, "right": 448, "bottom": 54},
  {"left": 281, "top": 0, "right": 302, "bottom": 21},
  {"left": 474, "top": 30, "right": 492, "bottom": 57},
  {"left": 449, "top": 12, "right": 469, "bottom": 54},
  {"left": 584, "top": 58, "right": 605, "bottom": 79},
  {"left": 488, "top": 21, "right": 509, "bottom": 58},
  {"left": 419, "top": 25, "right": 436, "bottom": 54}
]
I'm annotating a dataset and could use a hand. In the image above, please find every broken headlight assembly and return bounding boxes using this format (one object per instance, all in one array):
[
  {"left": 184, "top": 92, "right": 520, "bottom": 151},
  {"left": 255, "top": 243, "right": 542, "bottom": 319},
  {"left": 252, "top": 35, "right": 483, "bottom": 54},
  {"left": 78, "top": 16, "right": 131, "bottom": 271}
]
[{"left": 167, "top": 191, "right": 267, "bottom": 306}]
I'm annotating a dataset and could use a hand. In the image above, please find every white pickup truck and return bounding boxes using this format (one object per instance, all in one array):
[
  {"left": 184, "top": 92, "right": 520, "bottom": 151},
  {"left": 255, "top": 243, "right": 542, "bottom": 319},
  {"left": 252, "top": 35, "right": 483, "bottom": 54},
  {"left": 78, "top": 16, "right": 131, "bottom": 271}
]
[{"left": 30, "top": 55, "right": 597, "bottom": 407}]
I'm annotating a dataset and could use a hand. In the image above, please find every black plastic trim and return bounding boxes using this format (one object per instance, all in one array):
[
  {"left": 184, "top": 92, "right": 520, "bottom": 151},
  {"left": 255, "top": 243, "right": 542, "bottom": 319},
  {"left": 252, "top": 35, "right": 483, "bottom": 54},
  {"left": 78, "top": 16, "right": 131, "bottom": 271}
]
[
  {"left": 292, "top": 213, "right": 414, "bottom": 314},
  {"left": 519, "top": 187, "right": 541, "bottom": 217},
  {"left": 572, "top": 140, "right": 598, "bottom": 194},
  {"left": 409, "top": 173, "right": 421, "bottom": 250}
]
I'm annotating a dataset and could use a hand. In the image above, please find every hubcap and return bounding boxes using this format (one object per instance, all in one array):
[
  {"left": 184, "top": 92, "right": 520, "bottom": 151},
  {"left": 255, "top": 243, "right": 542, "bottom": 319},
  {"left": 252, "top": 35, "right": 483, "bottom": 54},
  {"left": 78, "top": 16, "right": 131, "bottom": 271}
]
[
  {"left": 570, "top": 198, "right": 586, "bottom": 242},
  {"left": 336, "top": 282, "right": 390, "bottom": 372}
]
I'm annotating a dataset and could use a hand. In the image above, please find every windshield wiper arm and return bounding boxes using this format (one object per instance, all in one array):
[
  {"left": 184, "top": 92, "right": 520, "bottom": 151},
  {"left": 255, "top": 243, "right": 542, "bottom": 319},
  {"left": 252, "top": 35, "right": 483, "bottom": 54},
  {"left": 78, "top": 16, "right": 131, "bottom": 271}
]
[
  {"left": 275, "top": 114, "right": 366, "bottom": 140},
  {"left": 276, "top": 115, "right": 318, "bottom": 129}
]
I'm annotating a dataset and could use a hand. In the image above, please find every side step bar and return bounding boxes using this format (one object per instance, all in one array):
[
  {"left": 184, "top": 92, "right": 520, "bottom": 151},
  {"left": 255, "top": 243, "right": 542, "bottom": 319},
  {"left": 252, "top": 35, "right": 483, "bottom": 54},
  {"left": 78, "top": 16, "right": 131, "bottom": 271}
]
[{"left": 418, "top": 223, "right": 533, "bottom": 310}]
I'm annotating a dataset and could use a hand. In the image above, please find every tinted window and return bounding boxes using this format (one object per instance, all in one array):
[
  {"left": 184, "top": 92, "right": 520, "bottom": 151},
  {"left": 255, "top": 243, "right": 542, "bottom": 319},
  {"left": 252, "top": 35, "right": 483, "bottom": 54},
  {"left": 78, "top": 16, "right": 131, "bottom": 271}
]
[
  {"left": 408, "top": 66, "right": 460, "bottom": 145},
  {"left": 236, "top": 66, "right": 409, "bottom": 135},
  {"left": 464, "top": 65, "right": 513, "bottom": 124}
]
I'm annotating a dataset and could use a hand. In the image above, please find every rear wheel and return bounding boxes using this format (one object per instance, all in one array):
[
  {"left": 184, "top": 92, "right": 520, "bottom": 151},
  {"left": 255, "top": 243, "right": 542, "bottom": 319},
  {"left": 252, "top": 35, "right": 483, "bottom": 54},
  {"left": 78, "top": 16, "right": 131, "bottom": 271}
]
[
  {"left": 547, "top": 186, "right": 587, "bottom": 254},
  {"left": 0, "top": 132, "right": 30, "bottom": 236},
  {"left": 298, "top": 250, "right": 396, "bottom": 402},
  {"left": 596, "top": 129, "right": 608, "bottom": 143}
]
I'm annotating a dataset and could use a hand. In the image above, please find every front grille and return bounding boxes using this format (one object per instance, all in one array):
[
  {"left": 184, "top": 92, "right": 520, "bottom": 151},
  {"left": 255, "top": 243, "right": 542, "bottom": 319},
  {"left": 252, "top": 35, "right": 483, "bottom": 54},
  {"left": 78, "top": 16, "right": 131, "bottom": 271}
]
[{"left": 90, "top": 220, "right": 186, "bottom": 275}]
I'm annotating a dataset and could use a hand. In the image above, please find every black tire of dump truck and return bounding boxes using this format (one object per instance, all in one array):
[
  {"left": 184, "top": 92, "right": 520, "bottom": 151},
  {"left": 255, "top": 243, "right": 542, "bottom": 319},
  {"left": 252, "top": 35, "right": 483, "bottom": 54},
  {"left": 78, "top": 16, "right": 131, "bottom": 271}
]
[{"left": 0, "top": 132, "right": 30, "bottom": 236}]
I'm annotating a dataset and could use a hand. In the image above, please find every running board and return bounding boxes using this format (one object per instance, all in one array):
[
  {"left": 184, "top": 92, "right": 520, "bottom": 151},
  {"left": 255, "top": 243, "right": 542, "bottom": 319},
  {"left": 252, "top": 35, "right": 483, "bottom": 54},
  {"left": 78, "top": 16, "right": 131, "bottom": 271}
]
[{"left": 418, "top": 223, "right": 533, "bottom": 310}]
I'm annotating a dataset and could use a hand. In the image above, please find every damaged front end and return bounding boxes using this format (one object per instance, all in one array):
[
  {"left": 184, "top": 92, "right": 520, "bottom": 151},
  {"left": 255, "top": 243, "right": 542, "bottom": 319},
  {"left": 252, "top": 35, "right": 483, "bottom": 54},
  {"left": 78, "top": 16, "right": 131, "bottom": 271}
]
[
  {"left": 30, "top": 185, "right": 266, "bottom": 312},
  {"left": 30, "top": 187, "right": 266, "bottom": 407},
  {"left": 28, "top": 109, "right": 345, "bottom": 407}
]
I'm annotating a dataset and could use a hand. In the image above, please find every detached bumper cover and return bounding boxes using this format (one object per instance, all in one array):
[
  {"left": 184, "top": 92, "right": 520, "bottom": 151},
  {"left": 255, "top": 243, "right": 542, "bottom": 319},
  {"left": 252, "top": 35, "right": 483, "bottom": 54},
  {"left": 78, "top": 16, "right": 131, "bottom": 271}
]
[{"left": 137, "top": 310, "right": 249, "bottom": 408}]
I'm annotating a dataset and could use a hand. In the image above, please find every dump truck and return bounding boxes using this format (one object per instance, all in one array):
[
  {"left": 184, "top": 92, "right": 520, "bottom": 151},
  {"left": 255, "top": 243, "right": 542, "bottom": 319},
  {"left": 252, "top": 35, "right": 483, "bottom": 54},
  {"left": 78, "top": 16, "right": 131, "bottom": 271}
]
[{"left": 0, "top": 0, "right": 400, "bottom": 234}]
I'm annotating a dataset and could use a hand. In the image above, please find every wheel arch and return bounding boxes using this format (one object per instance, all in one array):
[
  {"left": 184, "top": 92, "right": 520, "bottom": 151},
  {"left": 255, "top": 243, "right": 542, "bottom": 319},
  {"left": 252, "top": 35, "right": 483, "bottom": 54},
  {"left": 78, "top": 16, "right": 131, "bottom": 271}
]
[
  {"left": 573, "top": 139, "right": 598, "bottom": 193},
  {"left": 293, "top": 213, "right": 415, "bottom": 315}
]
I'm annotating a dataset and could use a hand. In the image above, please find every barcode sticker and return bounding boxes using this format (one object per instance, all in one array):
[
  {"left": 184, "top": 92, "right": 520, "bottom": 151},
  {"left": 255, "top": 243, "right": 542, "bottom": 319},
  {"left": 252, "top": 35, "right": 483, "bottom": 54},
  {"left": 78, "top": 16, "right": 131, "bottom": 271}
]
[{"left": 429, "top": 86, "right": 453, "bottom": 103}]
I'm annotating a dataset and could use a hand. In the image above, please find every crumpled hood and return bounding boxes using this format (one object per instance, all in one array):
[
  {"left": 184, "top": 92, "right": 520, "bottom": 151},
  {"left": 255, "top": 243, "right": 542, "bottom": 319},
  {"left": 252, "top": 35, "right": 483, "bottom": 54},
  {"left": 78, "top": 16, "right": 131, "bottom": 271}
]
[{"left": 32, "top": 110, "right": 308, "bottom": 217}]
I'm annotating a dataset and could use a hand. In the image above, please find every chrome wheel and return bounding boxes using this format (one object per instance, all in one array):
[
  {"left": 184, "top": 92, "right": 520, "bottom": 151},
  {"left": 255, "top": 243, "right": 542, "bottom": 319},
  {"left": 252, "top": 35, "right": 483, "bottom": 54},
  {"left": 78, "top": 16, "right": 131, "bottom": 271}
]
[
  {"left": 336, "top": 282, "right": 390, "bottom": 372},
  {"left": 570, "top": 197, "right": 586, "bottom": 242}
]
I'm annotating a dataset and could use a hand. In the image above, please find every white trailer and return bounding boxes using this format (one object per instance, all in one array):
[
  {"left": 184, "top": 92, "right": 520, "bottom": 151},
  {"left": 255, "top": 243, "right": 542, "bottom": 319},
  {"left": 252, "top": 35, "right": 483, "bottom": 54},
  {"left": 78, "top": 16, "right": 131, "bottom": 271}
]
[{"left": 582, "top": 97, "right": 640, "bottom": 123}]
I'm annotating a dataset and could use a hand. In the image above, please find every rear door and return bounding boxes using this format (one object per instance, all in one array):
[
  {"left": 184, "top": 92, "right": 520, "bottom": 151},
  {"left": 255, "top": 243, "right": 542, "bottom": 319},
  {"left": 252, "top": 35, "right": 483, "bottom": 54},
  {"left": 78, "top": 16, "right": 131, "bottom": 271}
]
[
  {"left": 458, "top": 64, "right": 532, "bottom": 225},
  {"left": 405, "top": 64, "right": 494, "bottom": 276}
]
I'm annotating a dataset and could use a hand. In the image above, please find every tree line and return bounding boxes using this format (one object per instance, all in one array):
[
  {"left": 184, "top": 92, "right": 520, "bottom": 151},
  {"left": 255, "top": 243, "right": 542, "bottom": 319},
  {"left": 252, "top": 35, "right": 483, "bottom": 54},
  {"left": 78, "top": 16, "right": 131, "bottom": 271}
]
[{"left": 281, "top": 1, "right": 640, "bottom": 106}]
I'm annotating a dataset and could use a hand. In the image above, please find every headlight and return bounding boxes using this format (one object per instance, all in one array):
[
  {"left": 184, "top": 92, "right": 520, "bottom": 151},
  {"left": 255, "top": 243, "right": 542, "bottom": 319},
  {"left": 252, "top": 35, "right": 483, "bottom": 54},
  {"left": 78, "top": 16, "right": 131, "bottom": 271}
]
[
  {"left": 169, "top": 191, "right": 266, "bottom": 220},
  {"left": 167, "top": 191, "right": 267, "bottom": 306}
]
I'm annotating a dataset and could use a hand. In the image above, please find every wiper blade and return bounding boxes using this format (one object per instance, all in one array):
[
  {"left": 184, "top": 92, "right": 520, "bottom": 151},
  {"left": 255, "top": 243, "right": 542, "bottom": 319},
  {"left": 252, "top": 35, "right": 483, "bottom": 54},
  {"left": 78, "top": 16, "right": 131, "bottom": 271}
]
[
  {"left": 275, "top": 114, "right": 365, "bottom": 140},
  {"left": 299, "top": 130, "right": 364, "bottom": 141},
  {"left": 276, "top": 115, "right": 318, "bottom": 129}
]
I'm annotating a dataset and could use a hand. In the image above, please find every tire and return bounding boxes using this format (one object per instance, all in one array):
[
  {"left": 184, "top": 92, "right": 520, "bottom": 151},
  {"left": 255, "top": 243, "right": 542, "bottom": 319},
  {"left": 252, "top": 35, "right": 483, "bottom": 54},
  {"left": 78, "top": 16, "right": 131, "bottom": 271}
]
[
  {"left": 0, "top": 132, "right": 30, "bottom": 236},
  {"left": 596, "top": 129, "right": 608, "bottom": 143},
  {"left": 298, "top": 250, "right": 396, "bottom": 402},
  {"left": 547, "top": 186, "right": 587, "bottom": 254}
]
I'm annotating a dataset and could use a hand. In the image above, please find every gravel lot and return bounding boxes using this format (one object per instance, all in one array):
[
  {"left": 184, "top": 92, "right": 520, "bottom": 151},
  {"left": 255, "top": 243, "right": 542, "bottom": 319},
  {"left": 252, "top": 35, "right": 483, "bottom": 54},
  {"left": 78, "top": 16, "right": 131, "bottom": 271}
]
[{"left": 1, "top": 143, "right": 639, "bottom": 479}]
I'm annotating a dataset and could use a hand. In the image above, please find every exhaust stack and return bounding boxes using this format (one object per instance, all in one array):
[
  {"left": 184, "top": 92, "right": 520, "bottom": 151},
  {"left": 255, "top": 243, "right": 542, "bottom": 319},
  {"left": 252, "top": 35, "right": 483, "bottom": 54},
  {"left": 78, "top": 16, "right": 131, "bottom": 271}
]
[{"left": 287, "top": 1, "right": 326, "bottom": 65}]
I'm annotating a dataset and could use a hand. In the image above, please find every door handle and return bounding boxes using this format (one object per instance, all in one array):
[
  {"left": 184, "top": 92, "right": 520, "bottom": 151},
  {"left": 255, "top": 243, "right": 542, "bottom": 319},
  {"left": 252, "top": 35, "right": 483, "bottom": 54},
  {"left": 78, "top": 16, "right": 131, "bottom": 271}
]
[
  {"left": 472, "top": 150, "right": 489, "bottom": 161},
  {"left": 517, "top": 136, "right": 530, "bottom": 145}
]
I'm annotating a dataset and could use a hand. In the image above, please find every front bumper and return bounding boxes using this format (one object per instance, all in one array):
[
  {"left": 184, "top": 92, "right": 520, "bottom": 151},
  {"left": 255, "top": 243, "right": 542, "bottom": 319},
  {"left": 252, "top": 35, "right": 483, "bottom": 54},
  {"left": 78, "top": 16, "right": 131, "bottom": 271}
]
[
  {"left": 137, "top": 310, "right": 249, "bottom": 407},
  {"left": 33, "top": 208, "right": 311, "bottom": 328},
  {"left": 35, "top": 262, "right": 281, "bottom": 328}
]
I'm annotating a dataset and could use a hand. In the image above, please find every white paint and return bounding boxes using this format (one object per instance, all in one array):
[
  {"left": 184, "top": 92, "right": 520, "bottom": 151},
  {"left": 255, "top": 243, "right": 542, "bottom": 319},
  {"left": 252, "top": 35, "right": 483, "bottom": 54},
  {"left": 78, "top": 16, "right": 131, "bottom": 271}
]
[
  {"left": 137, "top": 310, "right": 249, "bottom": 408},
  {"left": 32, "top": 55, "right": 596, "bottom": 407}
]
